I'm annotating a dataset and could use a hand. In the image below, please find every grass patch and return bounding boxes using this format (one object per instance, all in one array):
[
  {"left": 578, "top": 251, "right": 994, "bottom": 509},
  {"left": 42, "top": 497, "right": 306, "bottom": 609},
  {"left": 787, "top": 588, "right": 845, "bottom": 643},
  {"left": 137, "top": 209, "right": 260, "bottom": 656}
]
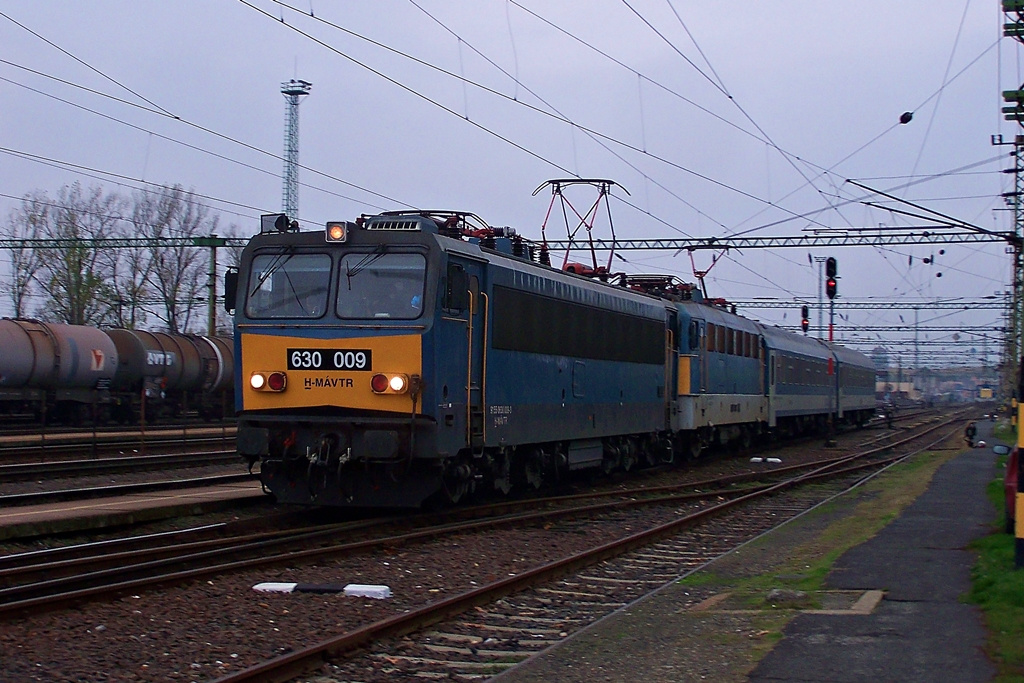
[
  {"left": 969, "top": 447, "right": 1024, "bottom": 683},
  {"left": 679, "top": 449, "right": 953, "bottom": 597},
  {"left": 666, "top": 448, "right": 960, "bottom": 680},
  {"left": 994, "top": 420, "right": 1015, "bottom": 445}
]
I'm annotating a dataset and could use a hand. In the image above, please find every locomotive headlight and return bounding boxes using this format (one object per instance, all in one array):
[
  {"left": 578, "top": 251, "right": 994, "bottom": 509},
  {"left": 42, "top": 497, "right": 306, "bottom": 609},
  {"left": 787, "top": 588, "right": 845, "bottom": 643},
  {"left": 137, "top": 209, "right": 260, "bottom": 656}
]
[
  {"left": 371, "top": 373, "right": 410, "bottom": 394},
  {"left": 325, "top": 221, "right": 348, "bottom": 242},
  {"left": 250, "top": 371, "right": 287, "bottom": 392}
]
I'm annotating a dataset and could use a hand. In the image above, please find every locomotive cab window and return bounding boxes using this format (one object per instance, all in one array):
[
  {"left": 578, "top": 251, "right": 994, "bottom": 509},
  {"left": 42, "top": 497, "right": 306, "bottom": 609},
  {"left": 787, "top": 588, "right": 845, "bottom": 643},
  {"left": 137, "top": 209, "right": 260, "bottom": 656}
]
[
  {"left": 445, "top": 263, "right": 469, "bottom": 312},
  {"left": 337, "top": 252, "right": 427, "bottom": 320},
  {"left": 688, "top": 320, "right": 700, "bottom": 352},
  {"left": 245, "top": 252, "right": 331, "bottom": 319}
]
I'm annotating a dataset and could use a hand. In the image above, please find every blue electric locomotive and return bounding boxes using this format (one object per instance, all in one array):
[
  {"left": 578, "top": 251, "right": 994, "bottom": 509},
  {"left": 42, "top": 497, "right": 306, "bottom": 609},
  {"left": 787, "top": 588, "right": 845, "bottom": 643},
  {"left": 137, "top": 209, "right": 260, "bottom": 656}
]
[{"left": 229, "top": 210, "right": 875, "bottom": 508}]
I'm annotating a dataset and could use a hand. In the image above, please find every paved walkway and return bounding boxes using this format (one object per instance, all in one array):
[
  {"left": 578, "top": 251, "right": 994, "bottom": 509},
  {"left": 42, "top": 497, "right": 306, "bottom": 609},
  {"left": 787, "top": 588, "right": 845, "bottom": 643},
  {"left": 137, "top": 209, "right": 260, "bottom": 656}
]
[
  {"left": 749, "top": 442, "right": 996, "bottom": 682},
  {"left": 0, "top": 480, "right": 264, "bottom": 541},
  {"left": 497, "top": 420, "right": 1000, "bottom": 683}
]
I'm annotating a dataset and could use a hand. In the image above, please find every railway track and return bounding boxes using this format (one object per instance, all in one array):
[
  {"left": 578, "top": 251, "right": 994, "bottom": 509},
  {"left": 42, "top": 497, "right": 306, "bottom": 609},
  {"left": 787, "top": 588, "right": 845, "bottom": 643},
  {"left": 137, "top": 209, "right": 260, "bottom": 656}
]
[
  {"left": 0, "top": 470, "right": 256, "bottom": 508},
  {"left": 0, "top": 410, "right": 969, "bottom": 683},
  {"left": 0, "top": 424, "right": 237, "bottom": 463},
  {"left": 214, "top": 413, "right": 967, "bottom": 683},
  {"left": 0, "top": 419, "right": 237, "bottom": 439},
  {"left": 0, "top": 450, "right": 242, "bottom": 483}
]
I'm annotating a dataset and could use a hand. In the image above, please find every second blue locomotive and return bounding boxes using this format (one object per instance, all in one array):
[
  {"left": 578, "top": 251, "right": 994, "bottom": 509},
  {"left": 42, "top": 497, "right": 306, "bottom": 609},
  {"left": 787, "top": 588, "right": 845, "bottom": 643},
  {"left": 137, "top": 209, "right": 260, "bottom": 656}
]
[{"left": 231, "top": 211, "right": 876, "bottom": 508}]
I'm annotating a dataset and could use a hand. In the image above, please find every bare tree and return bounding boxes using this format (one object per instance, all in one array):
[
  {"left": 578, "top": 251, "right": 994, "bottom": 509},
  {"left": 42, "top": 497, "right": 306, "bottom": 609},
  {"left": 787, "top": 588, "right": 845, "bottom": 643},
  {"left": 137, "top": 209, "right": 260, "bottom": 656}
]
[
  {"left": 34, "top": 183, "right": 124, "bottom": 325},
  {"left": 101, "top": 220, "right": 151, "bottom": 329},
  {"left": 0, "top": 192, "right": 47, "bottom": 317},
  {"left": 134, "top": 185, "right": 216, "bottom": 333}
]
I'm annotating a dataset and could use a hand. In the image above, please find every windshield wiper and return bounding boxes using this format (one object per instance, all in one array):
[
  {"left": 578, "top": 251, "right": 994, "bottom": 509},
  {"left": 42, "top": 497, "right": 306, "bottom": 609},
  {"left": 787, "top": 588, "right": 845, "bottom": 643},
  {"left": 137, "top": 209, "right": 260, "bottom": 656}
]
[
  {"left": 250, "top": 246, "right": 295, "bottom": 297},
  {"left": 345, "top": 245, "right": 387, "bottom": 290}
]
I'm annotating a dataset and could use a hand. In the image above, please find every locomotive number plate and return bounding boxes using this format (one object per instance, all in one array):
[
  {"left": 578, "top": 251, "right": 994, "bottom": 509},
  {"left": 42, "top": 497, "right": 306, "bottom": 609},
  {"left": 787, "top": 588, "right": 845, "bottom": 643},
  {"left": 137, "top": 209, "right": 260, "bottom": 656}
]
[{"left": 287, "top": 348, "right": 372, "bottom": 371}]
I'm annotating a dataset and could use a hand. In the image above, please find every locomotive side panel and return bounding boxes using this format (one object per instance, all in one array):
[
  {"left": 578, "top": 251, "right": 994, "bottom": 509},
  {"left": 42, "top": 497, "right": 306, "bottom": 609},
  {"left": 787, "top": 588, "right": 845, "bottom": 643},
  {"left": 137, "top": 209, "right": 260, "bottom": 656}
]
[
  {"left": 671, "top": 304, "right": 768, "bottom": 436},
  {"left": 485, "top": 282, "right": 667, "bottom": 445}
]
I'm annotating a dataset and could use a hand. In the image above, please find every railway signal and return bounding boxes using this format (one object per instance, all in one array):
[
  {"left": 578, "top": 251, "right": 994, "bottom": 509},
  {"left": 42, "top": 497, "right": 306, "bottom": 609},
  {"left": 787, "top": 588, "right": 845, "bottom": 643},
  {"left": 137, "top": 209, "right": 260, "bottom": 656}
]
[
  {"left": 825, "top": 256, "right": 838, "bottom": 300},
  {"left": 826, "top": 276, "right": 838, "bottom": 300},
  {"left": 825, "top": 257, "right": 838, "bottom": 300},
  {"left": 801, "top": 305, "right": 809, "bottom": 334}
]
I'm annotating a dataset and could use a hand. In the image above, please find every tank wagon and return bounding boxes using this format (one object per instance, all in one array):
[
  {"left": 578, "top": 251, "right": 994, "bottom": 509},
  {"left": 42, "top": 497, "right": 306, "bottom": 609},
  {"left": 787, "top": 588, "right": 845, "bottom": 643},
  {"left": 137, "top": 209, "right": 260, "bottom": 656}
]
[
  {"left": 230, "top": 211, "right": 877, "bottom": 509},
  {"left": 0, "top": 318, "right": 234, "bottom": 424}
]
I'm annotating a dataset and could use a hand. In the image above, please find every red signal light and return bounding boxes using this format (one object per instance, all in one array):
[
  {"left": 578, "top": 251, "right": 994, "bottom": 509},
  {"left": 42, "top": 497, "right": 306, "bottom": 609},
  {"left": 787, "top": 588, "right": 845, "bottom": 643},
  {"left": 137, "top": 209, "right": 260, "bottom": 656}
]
[
  {"left": 826, "top": 277, "right": 837, "bottom": 300},
  {"left": 370, "top": 374, "right": 390, "bottom": 393},
  {"left": 267, "top": 372, "right": 287, "bottom": 391}
]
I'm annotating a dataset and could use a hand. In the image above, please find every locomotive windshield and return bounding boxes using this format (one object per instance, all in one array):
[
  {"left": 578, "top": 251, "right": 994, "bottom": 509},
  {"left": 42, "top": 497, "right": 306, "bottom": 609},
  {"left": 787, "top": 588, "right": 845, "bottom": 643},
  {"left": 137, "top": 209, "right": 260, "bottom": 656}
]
[
  {"left": 245, "top": 252, "right": 331, "bottom": 319},
  {"left": 338, "top": 252, "right": 426, "bottom": 320}
]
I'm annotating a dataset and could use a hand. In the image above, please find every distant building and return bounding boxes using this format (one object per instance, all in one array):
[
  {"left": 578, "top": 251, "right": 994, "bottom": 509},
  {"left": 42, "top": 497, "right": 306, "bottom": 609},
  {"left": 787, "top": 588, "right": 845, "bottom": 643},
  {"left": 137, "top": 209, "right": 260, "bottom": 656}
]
[{"left": 869, "top": 345, "right": 888, "bottom": 371}]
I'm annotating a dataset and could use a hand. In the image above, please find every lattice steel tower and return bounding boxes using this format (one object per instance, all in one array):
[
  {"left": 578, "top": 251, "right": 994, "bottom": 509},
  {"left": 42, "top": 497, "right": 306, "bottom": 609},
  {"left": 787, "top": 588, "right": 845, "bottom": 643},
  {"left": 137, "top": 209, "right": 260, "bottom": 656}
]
[{"left": 281, "top": 79, "right": 312, "bottom": 220}]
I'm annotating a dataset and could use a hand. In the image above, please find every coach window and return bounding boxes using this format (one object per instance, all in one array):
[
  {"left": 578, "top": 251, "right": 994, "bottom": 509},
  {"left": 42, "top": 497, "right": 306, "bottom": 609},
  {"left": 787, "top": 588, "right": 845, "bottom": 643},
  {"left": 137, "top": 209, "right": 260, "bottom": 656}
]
[
  {"left": 337, "top": 252, "right": 427, "bottom": 320},
  {"left": 706, "top": 323, "right": 716, "bottom": 352},
  {"left": 246, "top": 252, "right": 331, "bottom": 319}
]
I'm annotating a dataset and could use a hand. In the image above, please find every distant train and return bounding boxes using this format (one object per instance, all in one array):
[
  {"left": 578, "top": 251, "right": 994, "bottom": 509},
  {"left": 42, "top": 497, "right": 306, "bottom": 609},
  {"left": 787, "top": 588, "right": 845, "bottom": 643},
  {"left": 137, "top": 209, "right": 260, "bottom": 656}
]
[
  {"left": 0, "top": 318, "right": 234, "bottom": 424},
  {"left": 230, "top": 210, "right": 877, "bottom": 509}
]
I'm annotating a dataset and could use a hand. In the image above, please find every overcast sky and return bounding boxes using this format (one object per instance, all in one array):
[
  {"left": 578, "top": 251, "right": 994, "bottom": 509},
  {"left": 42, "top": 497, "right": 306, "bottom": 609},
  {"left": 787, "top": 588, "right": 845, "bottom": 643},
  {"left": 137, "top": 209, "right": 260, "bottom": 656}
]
[{"left": 0, "top": 1, "right": 1016, "bottom": 367}]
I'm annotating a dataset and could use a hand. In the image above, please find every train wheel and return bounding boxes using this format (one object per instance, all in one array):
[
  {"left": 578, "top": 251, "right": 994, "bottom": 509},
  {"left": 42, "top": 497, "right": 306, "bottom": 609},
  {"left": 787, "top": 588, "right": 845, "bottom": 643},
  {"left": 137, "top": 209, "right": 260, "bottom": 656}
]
[
  {"left": 621, "top": 439, "right": 637, "bottom": 472},
  {"left": 441, "top": 459, "right": 474, "bottom": 504},
  {"left": 738, "top": 426, "right": 754, "bottom": 452},
  {"left": 519, "top": 447, "right": 545, "bottom": 490},
  {"left": 492, "top": 450, "right": 512, "bottom": 496},
  {"left": 601, "top": 441, "right": 621, "bottom": 474},
  {"left": 688, "top": 441, "right": 703, "bottom": 460},
  {"left": 663, "top": 434, "right": 676, "bottom": 464}
]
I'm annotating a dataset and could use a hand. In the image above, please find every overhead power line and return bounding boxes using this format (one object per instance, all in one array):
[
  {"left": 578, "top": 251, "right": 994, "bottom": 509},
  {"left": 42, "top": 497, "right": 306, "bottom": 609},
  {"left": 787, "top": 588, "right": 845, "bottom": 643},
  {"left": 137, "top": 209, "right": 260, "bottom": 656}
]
[{"left": 732, "top": 299, "right": 1005, "bottom": 311}]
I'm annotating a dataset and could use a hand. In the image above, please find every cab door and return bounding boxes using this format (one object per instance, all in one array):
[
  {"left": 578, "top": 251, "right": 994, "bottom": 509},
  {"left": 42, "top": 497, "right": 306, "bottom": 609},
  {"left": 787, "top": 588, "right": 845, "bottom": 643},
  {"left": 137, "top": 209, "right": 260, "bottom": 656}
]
[
  {"left": 466, "top": 268, "right": 487, "bottom": 449},
  {"left": 696, "top": 320, "right": 707, "bottom": 393},
  {"left": 442, "top": 255, "right": 487, "bottom": 451}
]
